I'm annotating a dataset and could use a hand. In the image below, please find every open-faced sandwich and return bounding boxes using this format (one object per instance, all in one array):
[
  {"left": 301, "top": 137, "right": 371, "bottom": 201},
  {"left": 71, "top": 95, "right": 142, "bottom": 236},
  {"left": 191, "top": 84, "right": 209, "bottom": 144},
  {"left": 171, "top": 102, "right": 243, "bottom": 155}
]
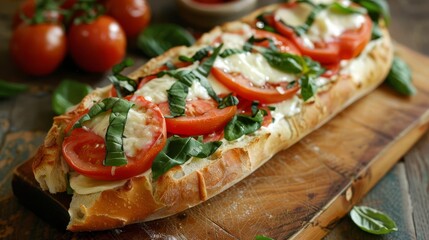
[{"left": 32, "top": 0, "right": 393, "bottom": 231}]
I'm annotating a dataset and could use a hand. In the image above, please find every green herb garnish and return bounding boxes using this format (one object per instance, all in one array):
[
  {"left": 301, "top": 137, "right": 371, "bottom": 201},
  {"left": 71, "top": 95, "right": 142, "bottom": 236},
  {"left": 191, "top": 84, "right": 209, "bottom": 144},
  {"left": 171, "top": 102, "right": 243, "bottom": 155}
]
[
  {"left": 151, "top": 136, "right": 222, "bottom": 180},
  {"left": 52, "top": 79, "right": 92, "bottom": 115},
  {"left": 72, "top": 97, "right": 134, "bottom": 166},
  {"left": 350, "top": 206, "right": 398, "bottom": 235},
  {"left": 385, "top": 56, "right": 416, "bottom": 96},
  {"left": 108, "top": 58, "right": 137, "bottom": 98},
  {"left": 137, "top": 24, "right": 195, "bottom": 58},
  {"left": 352, "top": 0, "right": 390, "bottom": 25},
  {"left": 0, "top": 80, "right": 29, "bottom": 98},
  {"left": 224, "top": 108, "right": 267, "bottom": 141}
]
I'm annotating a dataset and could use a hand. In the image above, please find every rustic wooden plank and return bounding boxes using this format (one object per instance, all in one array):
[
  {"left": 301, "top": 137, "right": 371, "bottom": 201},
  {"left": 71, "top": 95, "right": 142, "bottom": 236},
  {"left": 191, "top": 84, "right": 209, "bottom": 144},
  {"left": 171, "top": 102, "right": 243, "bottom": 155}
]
[
  {"left": 404, "top": 132, "right": 429, "bottom": 240},
  {"left": 324, "top": 162, "right": 416, "bottom": 240}
]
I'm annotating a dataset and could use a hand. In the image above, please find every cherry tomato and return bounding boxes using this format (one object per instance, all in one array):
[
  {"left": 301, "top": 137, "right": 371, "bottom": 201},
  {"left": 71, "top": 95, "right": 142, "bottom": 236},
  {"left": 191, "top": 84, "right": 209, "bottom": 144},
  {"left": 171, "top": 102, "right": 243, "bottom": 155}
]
[
  {"left": 10, "top": 23, "right": 66, "bottom": 76},
  {"left": 157, "top": 98, "right": 237, "bottom": 136},
  {"left": 105, "top": 0, "right": 151, "bottom": 38},
  {"left": 68, "top": 15, "right": 126, "bottom": 72},
  {"left": 12, "top": 0, "right": 62, "bottom": 29},
  {"left": 272, "top": 3, "right": 373, "bottom": 64},
  {"left": 62, "top": 96, "right": 166, "bottom": 181}
]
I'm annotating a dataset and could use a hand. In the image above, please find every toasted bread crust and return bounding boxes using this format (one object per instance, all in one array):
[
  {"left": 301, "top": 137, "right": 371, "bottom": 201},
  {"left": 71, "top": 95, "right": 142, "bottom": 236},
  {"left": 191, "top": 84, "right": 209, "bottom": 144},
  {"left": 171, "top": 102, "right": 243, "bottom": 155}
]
[{"left": 32, "top": 4, "right": 393, "bottom": 232}]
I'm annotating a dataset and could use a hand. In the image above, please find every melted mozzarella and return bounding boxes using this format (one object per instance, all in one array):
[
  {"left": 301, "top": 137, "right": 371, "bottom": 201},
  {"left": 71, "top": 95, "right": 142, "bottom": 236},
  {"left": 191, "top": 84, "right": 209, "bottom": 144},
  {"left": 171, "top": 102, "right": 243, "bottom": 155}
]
[
  {"left": 214, "top": 52, "right": 296, "bottom": 87},
  {"left": 270, "top": 95, "right": 303, "bottom": 119},
  {"left": 275, "top": 1, "right": 366, "bottom": 47},
  {"left": 70, "top": 173, "right": 127, "bottom": 195},
  {"left": 83, "top": 107, "right": 156, "bottom": 157}
]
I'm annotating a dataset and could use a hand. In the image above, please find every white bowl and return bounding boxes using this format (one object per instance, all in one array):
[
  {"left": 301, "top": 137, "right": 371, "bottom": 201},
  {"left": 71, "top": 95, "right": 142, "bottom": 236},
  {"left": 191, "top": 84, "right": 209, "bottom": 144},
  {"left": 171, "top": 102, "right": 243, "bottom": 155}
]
[{"left": 176, "top": 0, "right": 257, "bottom": 29}]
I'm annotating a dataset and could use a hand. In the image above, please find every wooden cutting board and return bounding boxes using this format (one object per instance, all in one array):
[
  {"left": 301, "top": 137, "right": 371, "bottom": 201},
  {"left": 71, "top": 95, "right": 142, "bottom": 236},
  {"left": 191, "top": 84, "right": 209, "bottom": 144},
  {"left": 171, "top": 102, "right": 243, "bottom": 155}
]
[{"left": 11, "top": 45, "right": 429, "bottom": 239}]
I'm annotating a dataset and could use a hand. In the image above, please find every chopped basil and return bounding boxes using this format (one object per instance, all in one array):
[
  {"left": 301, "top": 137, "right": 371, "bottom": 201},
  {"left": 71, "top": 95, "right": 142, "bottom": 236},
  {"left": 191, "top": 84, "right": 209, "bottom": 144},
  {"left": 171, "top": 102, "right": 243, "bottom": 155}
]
[
  {"left": 137, "top": 23, "right": 195, "bottom": 58},
  {"left": 166, "top": 81, "right": 189, "bottom": 117},
  {"left": 72, "top": 97, "right": 134, "bottom": 167},
  {"left": 371, "top": 22, "right": 383, "bottom": 40},
  {"left": 385, "top": 56, "right": 416, "bottom": 96},
  {"left": 260, "top": 50, "right": 304, "bottom": 74},
  {"left": 0, "top": 80, "right": 29, "bottom": 98},
  {"left": 220, "top": 48, "right": 246, "bottom": 58},
  {"left": 52, "top": 79, "right": 92, "bottom": 115},
  {"left": 159, "top": 45, "right": 223, "bottom": 116},
  {"left": 218, "top": 94, "right": 239, "bottom": 109},
  {"left": 255, "top": 13, "right": 276, "bottom": 33},
  {"left": 282, "top": 1, "right": 323, "bottom": 36},
  {"left": 352, "top": 0, "right": 390, "bottom": 25},
  {"left": 103, "top": 99, "right": 134, "bottom": 166},
  {"left": 179, "top": 46, "right": 213, "bottom": 63},
  {"left": 350, "top": 206, "right": 398, "bottom": 235},
  {"left": 329, "top": 2, "right": 366, "bottom": 15},
  {"left": 224, "top": 108, "right": 267, "bottom": 141},
  {"left": 66, "top": 173, "right": 74, "bottom": 195},
  {"left": 109, "top": 58, "right": 137, "bottom": 98},
  {"left": 151, "top": 136, "right": 222, "bottom": 180}
]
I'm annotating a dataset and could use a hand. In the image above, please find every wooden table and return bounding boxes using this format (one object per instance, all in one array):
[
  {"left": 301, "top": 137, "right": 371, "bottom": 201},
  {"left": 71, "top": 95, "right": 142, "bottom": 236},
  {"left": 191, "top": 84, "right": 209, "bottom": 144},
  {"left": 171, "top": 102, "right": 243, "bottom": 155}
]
[{"left": 1, "top": 0, "right": 428, "bottom": 239}]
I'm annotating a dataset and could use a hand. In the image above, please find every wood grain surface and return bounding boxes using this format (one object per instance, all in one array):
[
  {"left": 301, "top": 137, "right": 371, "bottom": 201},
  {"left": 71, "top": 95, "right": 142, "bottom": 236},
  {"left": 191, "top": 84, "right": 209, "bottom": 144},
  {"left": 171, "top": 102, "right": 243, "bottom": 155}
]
[{"left": 1, "top": 0, "right": 429, "bottom": 239}]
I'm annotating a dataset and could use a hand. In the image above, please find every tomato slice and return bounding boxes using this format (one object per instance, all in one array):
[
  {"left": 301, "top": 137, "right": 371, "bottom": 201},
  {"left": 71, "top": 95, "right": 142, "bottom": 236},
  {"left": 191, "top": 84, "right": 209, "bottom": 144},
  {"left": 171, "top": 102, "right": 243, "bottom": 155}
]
[
  {"left": 211, "top": 67, "right": 300, "bottom": 104},
  {"left": 62, "top": 96, "right": 166, "bottom": 180},
  {"left": 253, "top": 29, "right": 301, "bottom": 55},
  {"left": 236, "top": 97, "right": 273, "bottom": 127},
  {"left": 272, "top": 4, "right": 373, "bottom": 64},
  {"left": 157, "top": 98, "right": 237, "bottom": 136}
]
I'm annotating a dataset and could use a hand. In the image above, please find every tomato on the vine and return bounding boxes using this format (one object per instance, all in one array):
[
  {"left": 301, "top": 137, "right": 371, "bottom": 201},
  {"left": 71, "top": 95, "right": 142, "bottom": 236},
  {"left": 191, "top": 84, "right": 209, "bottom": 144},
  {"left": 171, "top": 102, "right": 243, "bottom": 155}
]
[
  {"left": 105, "top": 0, "right": 151, "bottom": 38},
  {"left": 12, "top": 0, "right": 62, "bottom": 29},
  {"left": 68, "top": 15, "right": 126, "bottom": 72},
  {"left": 10, "top": 23, "right": 66, "bottom": 76}
]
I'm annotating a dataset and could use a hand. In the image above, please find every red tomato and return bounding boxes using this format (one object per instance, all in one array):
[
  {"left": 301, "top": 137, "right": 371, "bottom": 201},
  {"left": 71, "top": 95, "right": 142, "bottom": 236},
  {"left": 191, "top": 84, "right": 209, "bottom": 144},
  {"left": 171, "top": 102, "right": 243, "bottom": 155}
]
[
  {"left": 157, "top": 99, "right": 237, "bottom": 136},
  {"left": 273, "top": 3, "right": 373, "bottom": 64},
  {"left": 62, "top": 96, "right": 167, "bottom": 181},
  {"left": 12, "top": 0, "right": 62, "bottom": 29},
  {"left": 211, "top": 67, "right": 300, "bottom": 104},
  {"left": 105, "top": 0, "right": 151, "bottom": 38},
  {"left": 10, "top": 23, "right": 66, "bottom": 76},
  {"left": 253, "top": 29, "right": 301, "bottom": 55},
  {"left": 68, "top": 15, "right": 126, "bottom": 72}
]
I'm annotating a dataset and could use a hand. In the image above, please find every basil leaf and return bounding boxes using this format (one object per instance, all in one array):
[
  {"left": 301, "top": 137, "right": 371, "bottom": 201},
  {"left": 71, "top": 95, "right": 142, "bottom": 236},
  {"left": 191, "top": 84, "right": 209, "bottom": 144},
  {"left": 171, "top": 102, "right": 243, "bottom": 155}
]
[
  {"left": 329, "top": 2, "right": 366, "bottom": 15},
  {"left": 179, "top": 46, "right": 213, "bottom": 63},
  {"left": 220, "top": 48, "right": 246, "bottom": 58},
  {"left": 72, "top": 98, "right": 134, "bottom": 166},
  {"left": 104, "top": 99, "right": 134, "bottom": 166},
  {"left": 255, "top": 13, "right": 276, "bottom": 33},
  {"left": 218, "top": 94, "right": 239, "bottom": 109},
  {"left": 300, "top": 75, "right": 318, "bottom": 101},
  {"left": 151, "top": 136, "right": 222, "bottom": 180},
  {"left": 66, "top": 173, "right": 74, "bottom": 195},
  {"left": 371, "top": 22, "right": 383, "bottom": 40},
  {"left": 109, "top": 58, "right": 137, "bottom": 98},
  {"left": 196, "top": 44, "right": 223, "bottom": 78},
  {"left": 167, "top": 81, "right": 189, "bottom": 117},
  {"left": 282, "top": 1, "right": 323, "bottom": 36},
  {"left": 0, "top": 79, "right": 29, "bottom": 98},
  {"left": 255, "top": 235, "right": 274, "bottom": 240},
  {"left": 352, "top": 0, "right": 390, "bottom": 25},
  {"left": 137, "top": 24, "right": 195, "bottom": 58},
  {"left": 350, "top": 206, "right": 398, "bottom": 235},
  {"left": 224, "top": 109, "right": 266, "bottom": 141},
  {"left": 52, "top": 79, "right": 92, "bottom": 115},
  {"left": 385, "top": 56, "right": 416, "bottom": 96},
  {"left": 261, "top": 50, "right": 303, "bottom": 74}
]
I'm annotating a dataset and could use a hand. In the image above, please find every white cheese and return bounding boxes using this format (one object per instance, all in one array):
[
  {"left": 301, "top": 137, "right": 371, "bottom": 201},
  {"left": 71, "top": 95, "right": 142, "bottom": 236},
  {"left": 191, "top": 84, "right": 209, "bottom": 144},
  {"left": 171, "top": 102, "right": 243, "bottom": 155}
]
[
  {"left": 270, "top": 95, "right": 303, "bottom": 120},
  {"left": 83, "top": 107, "right": 157, "bottom": 157},
  {"left": 274, "top": 1, "right": 366, "bottom": 48},
  {"left": 214, "top": 52, "right": 296, "bottom": 87},
  {"left": 69, "top": 172, "right": 127, "bottom": 195}
]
